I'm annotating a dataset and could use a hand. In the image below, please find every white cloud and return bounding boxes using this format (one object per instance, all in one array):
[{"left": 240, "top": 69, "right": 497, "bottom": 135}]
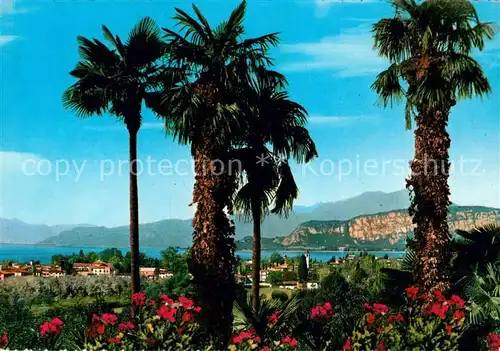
[
  {"left": 0, "top": 35, "right": 18, "bottom": 46},
  {"left": 315, "top": 0, "right": 378, "bottom": 17},
  {"left": 280, "top": 26, "right": 386, "bottom": 77},
  {"left": 308, "top": 114, "right": 375, "bottom": 125},
  {"left": 0, "top": 151, "right": 41, "bottom": 175}
]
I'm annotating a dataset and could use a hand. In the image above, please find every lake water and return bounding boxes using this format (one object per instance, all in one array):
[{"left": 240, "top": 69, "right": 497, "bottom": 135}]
[{"left": 0, "top": 244, "right": 404, "bottom": 264}]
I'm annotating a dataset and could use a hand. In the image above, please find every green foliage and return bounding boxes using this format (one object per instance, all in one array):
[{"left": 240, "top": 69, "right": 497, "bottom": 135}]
[
  {"left": 271, "top": 291, "right": 289, "bottom": 303},
  {"left": 270, "top": 253, "right": 284, "bottom": 266},
  {"left": 267, "top": 272, "right": 284, "bottom": 287}
]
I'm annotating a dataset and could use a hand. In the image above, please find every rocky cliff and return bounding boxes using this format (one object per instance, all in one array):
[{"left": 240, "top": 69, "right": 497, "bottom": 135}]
[{"left": 272, "top": 206, "right": 500, "bottom": 250}]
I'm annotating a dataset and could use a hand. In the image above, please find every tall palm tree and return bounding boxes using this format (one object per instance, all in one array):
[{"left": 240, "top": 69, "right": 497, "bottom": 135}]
[
  {"left": 234, "top": 71, "right": 317, "bottom": 311},
  {"left": 371, "top": 0, "right": 496, "bottom": 291},
  {"left": 62, "top": 17, "right": 167, "bottom": 294},
  {"left": 159, "top": 1, "right": 280, "bottom": 344}
]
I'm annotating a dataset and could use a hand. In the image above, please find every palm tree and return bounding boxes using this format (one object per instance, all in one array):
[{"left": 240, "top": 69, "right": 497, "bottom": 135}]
[
  {"left": 371, "top": 0, "right": 496, "bottom": 291},
  {"left": 159, "top": 1, "right": 280, "bottom": 344},
  {"left": 62, "top": 17, "right": 167, "bottom": 294},
  {"left": 233, "top": 71, "right": 317, "bottom": 311}
]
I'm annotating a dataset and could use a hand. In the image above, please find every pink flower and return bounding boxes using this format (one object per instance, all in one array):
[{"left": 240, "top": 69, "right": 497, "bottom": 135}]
[
  {"left": 372, "top": 303, "right": 389, "bottom": 315},
  {"left": 269, "top": 310, "right": 280, "bottom": 324},
  {"left": 157, "top": 306, "right": 177, "bottom": 322},
  {"left": 289, "top": 338, "right": 298, "bottom": 348},
  {"left": 239, "top": 330, "right": 253, "bottom": 339},
  {"left": 101, "top": 313, "right": 118, "bottom": 325},
  {"left": 0, "top": 333, "right": 7, "bottom": 349},
  {"left": 363, "top": 303, "right": 373, "bottom": 311},
  {"left": 376, "top": 340, "right": 386, "bottom": 351},
  {"left": 449, "top": 295, "right": 465, "bottom": 308},
  {"left": 487, "top": 333, "right": 500, "bottom": 351},
  {"left": 159, "top": 294, "right": 175, "bottom": 305},
  {"left": 118, "top": 322, "right": 135, "bottom": 332},
  {"left": 310, "top": 302, "right": 334, "bottom": 320},
  {"left": 148, "top": 299, "right": 156, "bottom": 305},
  {"left": 343, "top": 338, "right": 352, "bottom": 350},
  {"left": 178, "top": 296, "right": 194, "bottom": 309},
  {"left": 254, "top": 336, "right": 262, "bottom": 343},
  {"left": 282, "top": 336, "right": 292, "bottom": 343},
  {"left": 233, "top": 335, "right": 243, "bottom": 344},
  {"left": 193, "top": 306, "right": 202, "bottom": 313},
  {"left": 182, "top": 311, "right": 194, "bottom": 323},
  {"left": 405, "top": 286, "right": 419, "bottom": 301},
  {"left": 131, "top": 292, "right": 146, "bottom": 306}
]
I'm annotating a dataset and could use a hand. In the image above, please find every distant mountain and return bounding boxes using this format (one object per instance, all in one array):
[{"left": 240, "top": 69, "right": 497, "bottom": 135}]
[
  {"left": 39, "top": 219, "right": 193, "bottom": 248},
  {"left": 235, "top": 205, "right": 499, "bottom": 251},
  {"left": 0, "top": 218, "right": 94, "bottom": 244},
  {"left": 4, "top": 189, "right": 473, "bottom": 248}
]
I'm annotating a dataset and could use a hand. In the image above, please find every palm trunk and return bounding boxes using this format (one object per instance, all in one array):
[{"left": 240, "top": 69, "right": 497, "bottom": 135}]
[
  {"left": 128, "top": 127, "right": 140, "bottom": 295},
  {"left": 190, "top": 146, "right": 236, "bottom": 347},
  {"left": 251, "top": 196, "right": 261, "bottom": 312},
  {"left": 407, "top": 109, "right": 451, "bottom": 292}
]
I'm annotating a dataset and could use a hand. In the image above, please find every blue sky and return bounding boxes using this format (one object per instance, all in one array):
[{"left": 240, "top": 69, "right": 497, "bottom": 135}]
[{"left": 1, "top": 0, "right": 499, "bottom": 226}]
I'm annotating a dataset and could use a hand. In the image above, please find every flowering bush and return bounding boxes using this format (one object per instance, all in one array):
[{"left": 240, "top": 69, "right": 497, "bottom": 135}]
[
  {"left": 227, "top": 329, "right": 298, "bottom": 351},
  {"left": 38, "top": 317, "right": 65, "bottom": 349},
  {"left": 344, "top": 287, "right": 467, "bottom": 351},
  {"left": 82, "top": 292, "right": 203, "bottom": 350}
]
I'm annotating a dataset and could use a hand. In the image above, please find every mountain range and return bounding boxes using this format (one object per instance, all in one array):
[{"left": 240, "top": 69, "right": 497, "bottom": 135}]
[{"left": 1, "top": 189, "right": 498, "bottom": 250}]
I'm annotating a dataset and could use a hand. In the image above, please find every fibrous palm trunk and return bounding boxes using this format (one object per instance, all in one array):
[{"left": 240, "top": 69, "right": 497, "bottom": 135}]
[
  {"left": 251, "top": 196, "right": 261, "bottom": 312},
  {"left": 128, "top": 126, "right": 141, "bottom": 295},
  {"left": 190, "top": 141, "right": 237, "bottom": 346},
  {"left": 407, "top": 109, "right": 452, "bottom": 292}
]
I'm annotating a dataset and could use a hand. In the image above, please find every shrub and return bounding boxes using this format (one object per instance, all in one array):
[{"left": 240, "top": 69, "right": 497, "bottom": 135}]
[
  {"left": 271, "top": 291, "right": 289, "bottom": 303},
  {"left": 344, "top": 287, "right": 467, "bottom": 351}
]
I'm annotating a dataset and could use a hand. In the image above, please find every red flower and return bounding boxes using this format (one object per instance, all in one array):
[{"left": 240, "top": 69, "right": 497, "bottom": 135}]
[
  {"left": 454, "top": 310, "right": 465, "bottom": 321},
  {"left": 159, "top": 294, "right": 174, "bottom": 305},
  {"left": 449, "top": 295, "right": 465, "bottom": 308},
  {"left": 367, "top": 313, "right": 376, "bottom": 324},
  {"left": 282, "top": 336, "right": 292, "bottom": 343},
  {"left": 405, "top": 286, "right": 419, "bottom": 301},
  {"left": 429, "top": 303, "right": 449, "bottom": 319},
  {"left": 107, "top": 336, "right": 121, "bottom": 344},
  {"left": 101, "top": 313, "right": 118, "bottom": 325},
  {"left": 289, "top": 338, "right": 298, "bottom": 348},
  {"left": 193, "top": 306, "right": 202, "bottom": 313},
  {"left": 177, "top": 327, "right": 183, "bottom": 336},
  {"left": 182, "top": 311, "right": 194, "bottom": 323},
  {"left": 233, "top": 335, "right": 243, "bottom": 344},
  {"left": 310, "top": 302, "right": 334, "bottom": 320},
  {"left": 97, "top": 324, "right": 105, "bottom": 335},
  {"left": 40, "top": 317, "right": 64, "bottom": 337},
  {"left": 377, "top": 327, "right": 384, "bottom": 333},
  {"left": 434, "top": 290, "right": 446, "bottom": 303},
  {"left": 387, "top": 313, "right": 404, "bottom": 323},
  {"left": 131, "top": 292, "right": 146, "bottom": 306},
  {"left": 373, "top": 303, "right": 389, "bottom": 315},
  {"left": 157, "top": 306, "right": 177, "bottom": 322},
  {"left": 487, "top": 333, "right": 500, "bottom": 351},
  {"left": 269, "top": 310, "right": 280, "bottom": 324},
  {"left": 178, "top": 296, "right": 194, "bottom": 309},
  {"left": 376, "top": 340, "right": 386, "bottom": 351},
  {"left": 0, "top": 332, "right": 8, "bottom": 349},
  {"left": 239, "top": 330, "right": 253, "bottom": 339},
  {"left": 343, "top": 338, "right": 352, "bottom": 350},
  {"left": 118, "top": 321, "right": 135, "bottom": 332},
  {"left": 260, "top": 347, "right": 270, "bottom": 351},
  {"left": 148, "top": 299, "right": 156, "bottom": 305},
  {"left": 445, "top": 324, "right": 453, "bottom": 336},
  {"left": 254, "top": 336, "right": 262, "bottom": 343},
  {"left": 145, "top": 338, "right": 157, "bottom": 345}
]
